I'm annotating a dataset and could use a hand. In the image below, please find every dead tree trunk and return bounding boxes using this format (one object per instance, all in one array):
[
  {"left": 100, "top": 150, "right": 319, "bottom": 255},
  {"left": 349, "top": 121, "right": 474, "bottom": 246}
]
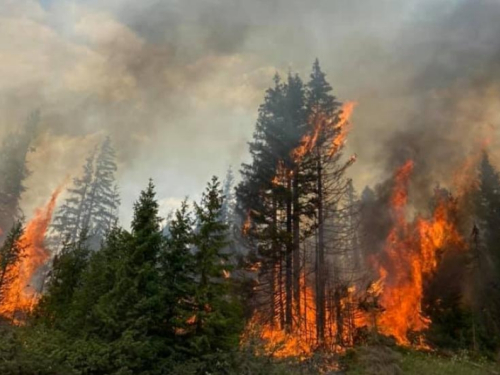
[
  {"left": 285, "top": 176, "right": 293, "bottom": 332},
  {"left": 292, "top": 169, "right": 301, "bottom": 327},
  {"left": 316, "top": 156, "right": 326, "bottom": 345}
]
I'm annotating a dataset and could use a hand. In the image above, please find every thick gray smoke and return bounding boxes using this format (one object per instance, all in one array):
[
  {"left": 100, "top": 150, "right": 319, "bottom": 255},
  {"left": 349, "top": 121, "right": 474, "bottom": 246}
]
[{"left": 1, "top": 0, "right": 499, "bottom": 225}]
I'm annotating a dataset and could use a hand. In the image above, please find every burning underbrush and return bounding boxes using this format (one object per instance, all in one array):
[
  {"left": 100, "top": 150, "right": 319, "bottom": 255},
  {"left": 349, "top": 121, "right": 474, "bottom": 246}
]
[{"left": 239, "top": 101, "right": 485, "bottom": 360}]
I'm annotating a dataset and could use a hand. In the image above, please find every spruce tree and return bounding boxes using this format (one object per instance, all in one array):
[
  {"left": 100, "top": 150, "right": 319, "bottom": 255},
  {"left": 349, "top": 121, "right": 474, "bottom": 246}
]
[
  {"left": 0, "top": 221, "right": 25, "bottom": 306},
  {"left": 0, "top": 112, "right": 39, "bottom": 238},
  {"left": 51, "top": 137, "right": 120, "bottom": 250},
  {"left": 35, "top": 231, "right": 90, "bottom": 329},
  {"left": 471, "top": 151, "right": 500, "bottom": 349},
  {"left": 161, "top": 200, "right": 196, "bottom": 340},
  {"left": 191, "top": 176, "right": 242, "bottom": 354},
  {"left": 83, "top": 137, "right": 120, "bottom": 249},
  {"left": 306, "top": 58, "right": 339, "bottom": 116},
  {"left": 51, "top": 151, "right": 96, "bottom": 245}
]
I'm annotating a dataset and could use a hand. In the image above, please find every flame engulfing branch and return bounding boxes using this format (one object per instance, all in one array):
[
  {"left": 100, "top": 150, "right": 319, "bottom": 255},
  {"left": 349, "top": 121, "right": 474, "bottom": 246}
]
[
  {"left": 292, "top": 101, "right": 357, "bottom": 164},
  {"left": 0, "top": 185, "right": 63, "bottom": 319},
  {"left": 329, "top": 101, "right": 356, "bottom": 157}
]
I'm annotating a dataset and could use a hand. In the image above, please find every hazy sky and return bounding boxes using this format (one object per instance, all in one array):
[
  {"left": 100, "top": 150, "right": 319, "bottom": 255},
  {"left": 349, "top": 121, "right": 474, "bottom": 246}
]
[{"left": 2, "top": 0, "right": 499, "bottom": 226}]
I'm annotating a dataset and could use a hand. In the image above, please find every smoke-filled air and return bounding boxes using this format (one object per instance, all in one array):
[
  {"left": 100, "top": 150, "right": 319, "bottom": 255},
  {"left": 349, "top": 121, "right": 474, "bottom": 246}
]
[{"left": 1, "top": 0, "right": 500, "bottom": 373}]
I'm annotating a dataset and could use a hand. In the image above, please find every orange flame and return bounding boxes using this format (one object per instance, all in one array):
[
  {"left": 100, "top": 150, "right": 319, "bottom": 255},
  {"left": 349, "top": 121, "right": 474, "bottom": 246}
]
[
  {"left": 372, "top": 161, "right": 464, "bottom": 345},
  {"left": 291, "top": 101, "right": 357, "bottom": 164},
  {"left": 0, "top": 185, "right": 63, "bottom": 320},
  {"left": 242, "top": 211, "right": 251, "bottom": 236},
  {"left": 329, "top": 101, "right": 356, "bottom": 157}
]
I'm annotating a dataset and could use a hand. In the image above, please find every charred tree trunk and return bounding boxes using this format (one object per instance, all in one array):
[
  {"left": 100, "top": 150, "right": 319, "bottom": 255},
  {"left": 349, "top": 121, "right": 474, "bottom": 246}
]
[
  {"left": 316, "top": 156, "right": 326, "bottom": 345},
  {"left": 285, "top": 176, "right": 293, "bottom": 332},
  {"left": 292, "top": 169, "right": 301, "bottom": 326},
  {"left": 270, "top": 199, "right": 278, "bottom": 328},
  {"left": 279, "top": 250, "right": 285, "bottom": 330},
  {"left": 334, "top": 286, "right": 344, "bottom": 347}
]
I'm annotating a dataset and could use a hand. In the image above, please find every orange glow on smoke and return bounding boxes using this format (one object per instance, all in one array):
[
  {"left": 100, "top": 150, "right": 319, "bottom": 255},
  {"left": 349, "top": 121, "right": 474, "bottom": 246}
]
[{"left": 0, "top": 185, "right": 63, "bottom": 319}]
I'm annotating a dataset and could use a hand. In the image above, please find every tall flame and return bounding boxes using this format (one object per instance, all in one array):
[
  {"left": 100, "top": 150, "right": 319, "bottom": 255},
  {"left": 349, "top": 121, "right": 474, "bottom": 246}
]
[
  {"left": 372, "top": 160, "right": 464, "bottom": 345},
  {"left": 329, "top": 101, "right": 356, "bottom": 157},
  {"left": 0, "top": 185, "right": 63, "bottom": 319}
]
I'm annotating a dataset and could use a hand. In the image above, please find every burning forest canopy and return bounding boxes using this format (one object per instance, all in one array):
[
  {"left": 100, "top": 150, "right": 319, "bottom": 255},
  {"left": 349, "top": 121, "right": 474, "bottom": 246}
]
[{"left": 1, "top": 0, "right": 500, "bottom": 374}]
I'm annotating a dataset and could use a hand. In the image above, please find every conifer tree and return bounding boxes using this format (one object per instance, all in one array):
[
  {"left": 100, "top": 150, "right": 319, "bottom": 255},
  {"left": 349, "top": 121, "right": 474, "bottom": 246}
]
[
  {"left": 51, "top": 137, "right": 120, "bottom": 250},
  {"left": 191, "top": 176, "right": 242, "bottom": 353},
  {"left": 51, "top": 151, "right": 96, "bottom": 244},
  {"left": 83, "top": 137, "right": 120, "bottom": 248},
  {"left": 470, "top": 151, "right": 500, "bottom": 349},
  {"left": 161, "top": 200, "right": 196, "bottom": 339},
  {"left": 35, "top": 231, "right": 90, "bottom": 329},
  {"left": 0, "top": 221, "right": 25, "bottom": 305},
  {"left": 0, "top": 112, "right": 39, "bottom": 238}
]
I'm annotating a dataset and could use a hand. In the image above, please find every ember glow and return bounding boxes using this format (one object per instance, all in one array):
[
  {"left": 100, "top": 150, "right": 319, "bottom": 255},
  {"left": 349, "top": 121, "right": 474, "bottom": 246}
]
[{"left": 0, "top": 185, "right": 63, "bottom": 319}]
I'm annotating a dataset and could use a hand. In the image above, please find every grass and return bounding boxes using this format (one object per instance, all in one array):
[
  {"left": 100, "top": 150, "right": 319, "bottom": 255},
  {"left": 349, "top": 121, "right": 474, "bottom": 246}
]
[
  {"left": 399, "top": 351, "right": 497, "bottom": 375},
  {"left": 346, "top": 347, "right": 499, "bottom": 375}
]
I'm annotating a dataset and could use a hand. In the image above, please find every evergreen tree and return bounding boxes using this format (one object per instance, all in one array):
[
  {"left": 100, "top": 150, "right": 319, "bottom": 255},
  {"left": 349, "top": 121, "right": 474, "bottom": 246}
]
[
  {"left": 51, "top": 137, "right": 120, "bottom": 250},
  {"left": 474, "top": 151, "right": 500, "bottom": 271},
  {"left": 35, "top": 231, "right": 90, "bottom": 329},
  {"left": 51, "top": 151, "right": 96, "bottom": 245},
  {"left": 470, "top": 151, "right": 500, "bottom": 349},
  {"left": 0, "top": 221, "right": 25, "bottom": 305},
  {"left": 0, "top": 112, "right": 39, "bottom": 239},
  {"left": 191, "top": 176, "right": 242, "bottom": 354},
  {"left": 161, "top": 200, "right": 195, "bottom": 340},
  {"left": 306, "top": 58, "right": 339, "bottom": 116},
  {"left": 83, "top": 137, "right": 120, "bottom": 249}
]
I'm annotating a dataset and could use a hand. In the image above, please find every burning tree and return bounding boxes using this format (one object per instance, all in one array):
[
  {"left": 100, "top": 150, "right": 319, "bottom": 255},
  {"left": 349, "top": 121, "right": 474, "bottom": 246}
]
[
  {"left": 0, "top": 185, "right": 63, "bottom": 320},
  {"left": 237, "top": 60, "right": 359, "bottom": 355}
]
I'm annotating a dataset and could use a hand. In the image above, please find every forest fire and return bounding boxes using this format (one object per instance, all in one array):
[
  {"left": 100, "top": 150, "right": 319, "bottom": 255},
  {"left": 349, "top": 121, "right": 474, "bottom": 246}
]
[
  {"left": 245, "top": 154, "right": 471, "bottom": 354},
  {"left": 371, "top": 160, "right": 465, "bottom": 345},
  {"left": 0, "top": 185, "right": 63, "bottom": 319},
  {"left": 292, "top": 101, "right": 357, "bottom": 163}
]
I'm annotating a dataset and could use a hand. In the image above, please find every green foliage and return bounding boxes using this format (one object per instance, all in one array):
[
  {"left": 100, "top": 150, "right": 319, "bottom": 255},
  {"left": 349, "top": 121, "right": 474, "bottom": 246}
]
[
  {"left": 3, "top": 176, "right": 246, "bottom": 374},
  {"left": 35, "top": 232, "right": 90, "bottom": 329},
  {"left": 190, "top": 176, "right": 243, "bottom": 355}
]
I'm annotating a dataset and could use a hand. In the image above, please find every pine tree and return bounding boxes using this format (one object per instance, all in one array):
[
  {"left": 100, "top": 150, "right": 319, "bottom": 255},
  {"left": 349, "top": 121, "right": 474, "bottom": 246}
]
[
  {"left": 191, "top": 176, "right": 242, "bottom": 353},
  {"left": 51, "top": 137, "right": 120, "bottom": 250},
  {"left": 0, "top": 221, "right": 25, "bottom": 305},
  {"left": 306, "top": 58, "right": 339, "bottom": 116},
  {"left": 237, "top": 61, "right": 355, "bottom": 347},
  {"left": 51, "top": 151, "right": 96, "bottom": 245},
  {"left": 470, "top": 151, "right": 500, "bottom": 349},
  {"left": 35, "top": 231, "right": 90, "bottom": 329},
  {"left": 161, "top": 200, "right": 196, "bottom": 339},
  {"left": 0, "top": 112, "right": 39, "bottom": 239},
  {"left": 93, "top": 180, "right": 163, "bottom": 338},
  {"left": 83, "top": 137, "right": 120, "bottom": 249}
]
